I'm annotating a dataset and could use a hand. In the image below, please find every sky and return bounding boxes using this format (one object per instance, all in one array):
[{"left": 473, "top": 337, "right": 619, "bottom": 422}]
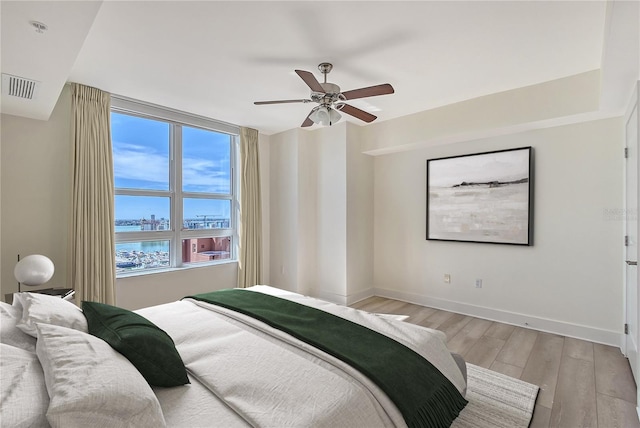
[{"left": 112, "top": 112, "right": 232, "bottom": 220}]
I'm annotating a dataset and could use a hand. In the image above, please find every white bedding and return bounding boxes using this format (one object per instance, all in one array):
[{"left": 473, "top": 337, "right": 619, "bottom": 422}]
[
  {"left": 1, "top": 286, "right": 466, "bottom": 428},
  {"left": 138, "top": 285, "right": 466, "bottom": 428}
]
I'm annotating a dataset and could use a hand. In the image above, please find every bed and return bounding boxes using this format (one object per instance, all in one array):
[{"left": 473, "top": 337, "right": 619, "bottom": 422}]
[{"left": 1, "top": 285, "right": 468, "bottom": 427}]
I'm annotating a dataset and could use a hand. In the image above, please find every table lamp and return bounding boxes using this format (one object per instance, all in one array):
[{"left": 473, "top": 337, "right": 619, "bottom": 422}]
[{"left": 14, "top": 254, "right": 55, "bottom": 292}]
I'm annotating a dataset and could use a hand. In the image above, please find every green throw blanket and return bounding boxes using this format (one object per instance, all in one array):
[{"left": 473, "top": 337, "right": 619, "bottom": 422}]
[{"left": 187, "top": 289, "right": 467, "bottom": 428}]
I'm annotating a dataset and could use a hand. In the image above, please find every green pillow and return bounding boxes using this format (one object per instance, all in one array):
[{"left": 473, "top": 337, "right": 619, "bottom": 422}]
[{"left": 82, "top": 301, "right": 189, "bottom": 387}]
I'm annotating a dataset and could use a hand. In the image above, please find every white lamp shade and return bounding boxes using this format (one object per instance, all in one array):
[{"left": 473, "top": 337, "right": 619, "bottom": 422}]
[
  {"left": 309, "top": 106, "right": 342, "bottom": 126},
  {"left": 14, "top": 255, "right": 55, "bottom": 286}
]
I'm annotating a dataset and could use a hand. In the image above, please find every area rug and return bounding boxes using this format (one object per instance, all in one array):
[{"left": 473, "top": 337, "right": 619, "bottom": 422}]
[{"left": 453, "top": 364, "right": 539, "bottom": 428}]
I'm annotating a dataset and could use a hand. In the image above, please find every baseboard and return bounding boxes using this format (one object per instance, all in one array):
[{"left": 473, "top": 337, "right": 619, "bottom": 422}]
[
  {"left": 346, "top": 288, "right": 375, "bottom": 306},
  {"left": 312, "top": 288, "right": 376, "bottom": 306},
  {"left": 312, "top": 289, "right": 347, "bottom": 306},
  {"left": 373, "top": 287, "right": 622, "bottom": 347}
]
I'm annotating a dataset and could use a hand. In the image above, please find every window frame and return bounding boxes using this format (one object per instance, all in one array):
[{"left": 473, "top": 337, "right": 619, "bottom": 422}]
[{"left": 111, "top": 96, "right": 239, "bottom": 276}]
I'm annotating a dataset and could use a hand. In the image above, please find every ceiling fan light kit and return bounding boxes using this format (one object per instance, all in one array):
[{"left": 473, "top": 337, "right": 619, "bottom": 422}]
[
  {"left": 309, "top": 106, "right": 342, "bottom": 126},
  {"left": 254, "top": 62, "right": 394, "bottom": 128}
]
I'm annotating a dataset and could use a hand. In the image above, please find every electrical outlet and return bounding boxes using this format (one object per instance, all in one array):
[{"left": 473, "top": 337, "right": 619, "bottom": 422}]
[
  {"left": 444, "top": 274, "right": 451, "bottom": 284},
  {"left": 475, "top": 279, "right": 482, "bottom": 288}
]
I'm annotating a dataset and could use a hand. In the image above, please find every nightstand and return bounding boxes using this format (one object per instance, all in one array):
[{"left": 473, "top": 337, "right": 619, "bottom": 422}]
[{"left": 4, "top": 288, "right": 74, "bottom": 304}]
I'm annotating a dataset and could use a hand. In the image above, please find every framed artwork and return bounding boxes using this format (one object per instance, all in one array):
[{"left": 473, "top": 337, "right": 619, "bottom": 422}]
[{"left": 426, "top": 146, "right": 533, "bottom": 245}]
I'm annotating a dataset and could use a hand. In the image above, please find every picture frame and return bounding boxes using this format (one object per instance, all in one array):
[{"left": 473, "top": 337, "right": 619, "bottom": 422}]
[{"left": 426, "top": 146, "right": 533, "bottom": 245}]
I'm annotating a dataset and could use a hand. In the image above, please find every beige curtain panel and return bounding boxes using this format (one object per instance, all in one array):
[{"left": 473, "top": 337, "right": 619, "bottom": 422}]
[
  {"left": 237, "top": 127, "right": 263, "bottom": 288},
  {"left": 69, "top": 83, "right": 116, "bottom": 304}
]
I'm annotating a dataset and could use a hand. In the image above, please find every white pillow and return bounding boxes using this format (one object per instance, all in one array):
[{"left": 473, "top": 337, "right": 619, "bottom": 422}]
[
  {"left": 36, "top": 323, "right": 167, "bottom": 428},
  {"left": 0, "top": 343, "right": 50, "bottom": 427},
  {"left": 13, "top": 292, "right": 87, "bottom": 337},
  {"left": 0, "top": 301, "right": 37, "bottom": 352}
]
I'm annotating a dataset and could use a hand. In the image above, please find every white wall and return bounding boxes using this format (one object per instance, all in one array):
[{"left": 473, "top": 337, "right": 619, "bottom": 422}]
[
  {"left": 296, "top": 129, "right": 318, "bottom": 296},
  {"left": 269, "top": 128, "right": 302, "bottom": 293},
  {"left": 346, "top": 123, "right": 374, "bottom": 301},
  {"left": 1, "top": 86, "right": 71, "bottom": 296},
  {"left": 269, "top": 112, "right": 624, "bottom": 342},
  {"left": 360, "top": 71, "right": 601, "bottom": 155},
  {"left": 315, "top": 124, "right": 348, "bottom": 301},
  {"left": 115, "top": 262, "right": 237, "bottom": 310},
  {"left": 373, "top": 117, "right": 623, "bottom": 344},
  {"left": 268, "top": 122, "right": 375, "bottom": 304}
]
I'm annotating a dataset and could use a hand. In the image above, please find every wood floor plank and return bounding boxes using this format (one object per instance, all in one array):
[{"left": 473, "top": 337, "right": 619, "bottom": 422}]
[
  {"left": 446, "top": 317, "right": 493, "bottom": 356},
  {"left": 463, "top": 335, "right": 506, "bottom": 368},
  {"left": 549, "top": 356, "right": 597, "bottom": 428},
  {"left": 520, "top": 332, "right": 564, "bottom": 409},
  {"left": 350, "top": 296, "right": 386, "bottom": 310},
  {"left": 490, "top": 360, "right": 524, "bottom": 379},
  {"left": 563, "top": 337, "right": 594, "bottom": 362},
  {"left": 484, "top": 322, "right": 516, "bottom": 340},
  {"left": 371, "top": 298, "right": 411, "bottom": 315},
  {"left": 397, "top": 301, "right": 422, "bottom": 315},
  {"left": 495, "top": 326, "right": 539, "bottom": 368},
  {"left": 378, "top": 300, "right": 412, "bottom": 315},
  {"left": 406, "top": 306, "right": 438, "bottom": 325},
  {"left": 436, "top": 313, "right": 473, "bottom": 341},
  {"left": 530, "top": 404, "right": 552, "bottom": 428},
  {"left": 395, "top": 302, "right": 431, "bottom": 321},
  {"left": 596, "top": 392, "right": 640, "bottom": 428},
  {"left": 594, "top": 343, "right": 637, "bottom": 403},
  {"left": 419, "top": 309, "right": 454, "bottom": 329}
]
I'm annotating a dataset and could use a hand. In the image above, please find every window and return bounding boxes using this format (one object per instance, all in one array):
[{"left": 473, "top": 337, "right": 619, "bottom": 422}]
[{"left": 111, "top": 98, "right": 238, "bottom": 275}]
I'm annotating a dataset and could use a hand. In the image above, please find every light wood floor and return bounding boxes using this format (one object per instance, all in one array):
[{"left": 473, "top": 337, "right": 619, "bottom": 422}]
[{"left": 351, "top": 296, "right": 640, "bottom": 428}]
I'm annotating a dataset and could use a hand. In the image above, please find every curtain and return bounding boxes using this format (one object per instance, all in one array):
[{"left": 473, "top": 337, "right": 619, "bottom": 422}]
[
  {"left": 237, "top": 127, "right": 262, "bottom": 288},
  {"left": 69, "top": 83, "right": 116, "bottom": 304}
]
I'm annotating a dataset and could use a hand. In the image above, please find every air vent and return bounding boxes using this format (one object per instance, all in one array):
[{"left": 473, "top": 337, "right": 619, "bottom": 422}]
[{"left": 1, "top": 73, "right": 40, "bottom": 100}]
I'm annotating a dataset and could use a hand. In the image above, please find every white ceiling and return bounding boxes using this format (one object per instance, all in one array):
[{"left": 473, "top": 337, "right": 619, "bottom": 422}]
[{"left": 0, "top": 1, "right": 635, "bottom": 135}]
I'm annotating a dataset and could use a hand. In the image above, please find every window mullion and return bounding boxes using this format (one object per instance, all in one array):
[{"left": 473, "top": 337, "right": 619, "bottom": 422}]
[
  {"left": 115, "top": 189, "right": 171, "bottom": 197},
  {"left": 181, "top": 192, "right": 232, "bottom": 200},
  {"left": 232, "top": 135, "right": 239, "bottom": 260},
  {"left": 115, "top": 231, "right": 172, "bottom": 241},
  {"left": 172, "top": 124, "right": 182, "bottom": 268}
]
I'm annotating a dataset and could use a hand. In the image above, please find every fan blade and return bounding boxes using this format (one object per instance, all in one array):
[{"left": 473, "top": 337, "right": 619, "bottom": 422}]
[
  {"left": 254, "top": 99, "right": 310, "bottom": 105},
  {"left": 295, "top": 70, "right": 325, "bottom": 93},
  {"left": 301, "top": 112, "right": 314, "bottom": 127},
  {"left": 340, "top": 104, "right": 377, "bottom": 123},
  {"left": 341, "top": 83, "right": 394, "bottom": 100}
]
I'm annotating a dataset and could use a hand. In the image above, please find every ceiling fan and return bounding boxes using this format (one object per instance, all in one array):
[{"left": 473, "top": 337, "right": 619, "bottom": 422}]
[{"left": 254, "top": 62, "right": 394, "bottom": 127}]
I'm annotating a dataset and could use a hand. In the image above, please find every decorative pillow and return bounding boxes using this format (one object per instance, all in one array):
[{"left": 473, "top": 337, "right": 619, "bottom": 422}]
[
  {"left": 13, "top": 292, "right": 87, "bottom": 337},
  {"left": 0, "top": 301, "right": 37, "bottom": 352},
  {"left": 0, "top": 343, "right": 50, "bottom": 427},
  {"left": 82, "top": 301, "right": 189, "bottom": 387},
  {"left": 36, "top": 323, "right": 167, "bottom": 428}
]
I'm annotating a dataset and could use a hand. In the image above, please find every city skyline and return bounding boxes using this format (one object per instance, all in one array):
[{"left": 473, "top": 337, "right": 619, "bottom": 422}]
[{"left": 114, "top": 195, "right": 231, "bottom": 222}]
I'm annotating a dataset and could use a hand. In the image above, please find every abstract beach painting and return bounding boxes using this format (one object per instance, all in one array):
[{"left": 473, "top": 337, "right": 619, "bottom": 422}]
[{"left": 427, "top": 147, "right": 532, "bottom": 245}]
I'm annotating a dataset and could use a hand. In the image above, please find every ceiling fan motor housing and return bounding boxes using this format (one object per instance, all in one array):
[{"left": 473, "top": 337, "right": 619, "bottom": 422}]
[
  {"left": 311, "top": 82, "right": 344, "bottom": 105},
  {"left": 320, "top": 82, "right": 340, "bottom": 94}
]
